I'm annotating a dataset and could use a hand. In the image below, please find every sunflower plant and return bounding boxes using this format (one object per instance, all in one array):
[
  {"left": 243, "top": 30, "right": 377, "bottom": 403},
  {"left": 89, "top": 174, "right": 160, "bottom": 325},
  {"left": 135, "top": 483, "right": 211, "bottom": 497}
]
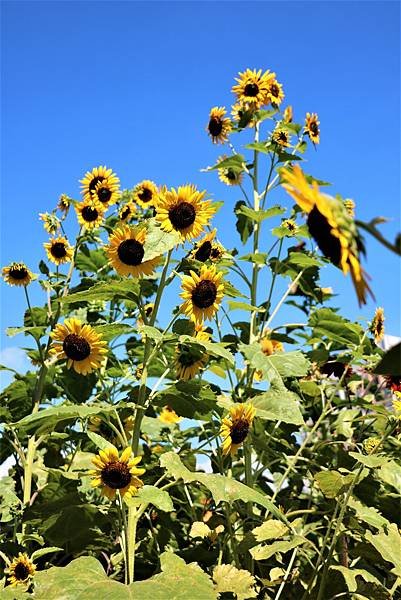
[{"left": 1, "top": 69, "right": 400, "bottom": 600}]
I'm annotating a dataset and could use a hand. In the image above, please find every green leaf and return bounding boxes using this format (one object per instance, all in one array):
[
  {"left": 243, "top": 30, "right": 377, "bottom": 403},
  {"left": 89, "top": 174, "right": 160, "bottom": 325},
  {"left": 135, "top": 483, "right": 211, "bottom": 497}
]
[
  {"left": 309, "top": 308, "right": 363, "bottom": 346},
  {"left": 314, "top": 470, "right": 355, "bottom": 498},
  {"left": 365, "top": 524, "right": 401, "bottom": 577},
  {"left": 205, "top": 154, "right": 245, "bottom": 173},
  {"left": 348, "top": 452, "right": 388, "bottom": 468},
  {"left": 250, "top": 536, "right": 306, "bottom": 560},
  {"left": 39, "top": 259, "right": 50, "bottom": 275},
  {"left": 348, "top": 497, "right": 390, "bottom": 530},
  {"left": 227, "top": 301, "right": 264, "bottom": 313},
  {"left": 252, "top": 520, "right": 289, "bottom": 542},
  {"left": 75, "top": 247, "right": 108, "bottom": 273},
  {"left": 245, "top": 141, "right": 271, "bottom": 154},
  {"left": 94, "top": 323, "right": 133, "bottom": 341},
  {"left": 142, "top": 218, "right": 181, "bottom": 261},
  {"left": 373, "top": 342, "right": 401, "bottom": 376},
  {"left": 275, "top": 150, "right": 302, "bottom": 163},
  {"left": 87, "top": 431, "right": 111, "bottom": 451},
  {"left": 252, "top": 383, "right": 304, "bottom": 426},
  {"left": 236, "top": 204, "right": 285, "bottom": 223},
  {"left": 178, "top": 336, "right": 234, "bottom": 366},
  {"left": 240, "top": 343, "right": 310, "bottom": 379},
  {"left": 31, "top": 546, "right": 63, "bottom": 561},
  {"left": 235, "top": 200, "right": 253, "bottom": 244},
  {"left": 129, "top": 485, "right": 174, "bottom": 512},
  {"left": 331, "top": 566, "right": 381, "bottom": 592},
  {"left": 14, "top": 405, "right": 114, "bottom": 434},
  {"left": 138, "top": 325, "right": 164, "bottom": 341},
  {"left": 378, "top": 460, "right": 401, "bottom": 492},
  {"left": 61, "top": 279, "right": 140, "bottom": 305}
]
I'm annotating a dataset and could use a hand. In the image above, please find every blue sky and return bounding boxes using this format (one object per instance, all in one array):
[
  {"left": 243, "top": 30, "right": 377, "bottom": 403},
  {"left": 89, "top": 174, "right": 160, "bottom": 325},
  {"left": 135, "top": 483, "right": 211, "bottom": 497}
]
[{"left": 1, "top": 1, "right": 400, "bottom": 380}]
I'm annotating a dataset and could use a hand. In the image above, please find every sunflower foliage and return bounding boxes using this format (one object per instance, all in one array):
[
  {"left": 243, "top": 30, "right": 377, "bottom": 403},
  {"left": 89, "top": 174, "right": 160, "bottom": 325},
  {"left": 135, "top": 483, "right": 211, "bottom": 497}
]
[{"left": 1, "top": 68, "right": 401, "bottom": 600}]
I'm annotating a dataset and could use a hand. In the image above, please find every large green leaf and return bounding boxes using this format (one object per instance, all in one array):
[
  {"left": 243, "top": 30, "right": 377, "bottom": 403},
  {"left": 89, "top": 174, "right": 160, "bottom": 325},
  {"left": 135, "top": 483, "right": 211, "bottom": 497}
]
[
  {"left": 373, "top": 342, "right": 401, "bottom": 376},
  {"left": 128, "top": 485, "right": 174, "bottom": 512},
  {"left": 250, "top": 536, "right": 306, "bottom": 560},
  {"left": 348, "top": 497, "right": 390, "bottom": 530},
  {"left": 365, "top": 524, "right": 401, "bottom": 577},
  {"left": 314, "top": 470, "right": 355, "bottom": 498},
  {"left": 60, "top": 279, "right": 140, "bottom": 305},
  {"left": 235, "top": 205, "right": 285, "bottom": 224},
  {"left": 178, "top": 336, "right": 234, "bottom": 366},
  {"left": 309, "top": 308, "right": 363, "bottom": 346},
  {"left": 252, "top": 382, "right": 304, "bottom": 426},
  {"left": 240, "top": 343, "right": 310, "bottom": 379},
  {"left": 14, "top": 405, "right": 114, "bottom": 434},
  {"left": 331, "top": 566, "right": 381, "bottom": 593},
  {"left": 142, "top": 218, "right": 181, "bottom": 261}
]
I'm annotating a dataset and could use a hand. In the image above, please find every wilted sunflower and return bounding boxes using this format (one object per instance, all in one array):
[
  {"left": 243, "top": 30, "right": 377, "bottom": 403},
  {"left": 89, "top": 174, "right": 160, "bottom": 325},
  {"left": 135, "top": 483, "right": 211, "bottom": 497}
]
[
  {"left": 304, "top": 112, "right": 320, "bottom": 144},
  {"left": 75, "top": 199, "right": 105, "bottom": 230},
  {"left": 106, "top": 225, "right": 160, "bottom": 277},
  {"left": 50, "top": 318, "right": 107, "bottom": 375},
  {"left": 132, "top": 180, "right": 158, "bottom": 209},
  {"left": 272, "top": 128, "right": 291, "bottom": 147},
  {"left": 5, "top": 553, "right": 36, "bottom": 587},
  {"left": 283, "top": 105, "right": 293, "bottom": 123},
  {"left": 80, "top": 165, "right": 120, "bottom": 203},
  {"left": 159, "top": 406, "right": 182, "bottom": 424},
  {"left": 220, "top": 403, "right": 256, "bottom": 456},
  {"left": 175, "top": 341, "right": 208, "bottom": 380},
  {"left": 119, "top": 201, "right": 137, "bottom": 222},
  {"left": 217, "top": 155, "right": 244, "bottom": 186},
  {"left": 232, "top": 68, "right": 274, "bottom": 108},
  {"left": 206, "top": 107, "right": 232, "bottom": 144},
  {"left": 156, "top": 184, "right": 216, "bottom": 242},
  {"left": 90, "top": 446, "right": 145, "bottom": 500},
  {"left": 57, "top": 194, "right": 72, "bottom": 216},
  {"left": 281, "top": 165, "right": 372, "bottom": 305},
  {"left": 180, "top": 264, "right": 224, "bottom": 324},
  {"left": 266, "top": 78, "right": 284, "bottom": 105},
  {"left": 2, "top": 262, "right": 35, "bottom": 287},
  {"left": 39, "top": 212, "right": 60, "bottom": 235},
  {"left": 43, "top": 236, "right": 73, "bottom": 265},
  {"left": 371, "top": 307, "right": 385, "bottom": 343}
]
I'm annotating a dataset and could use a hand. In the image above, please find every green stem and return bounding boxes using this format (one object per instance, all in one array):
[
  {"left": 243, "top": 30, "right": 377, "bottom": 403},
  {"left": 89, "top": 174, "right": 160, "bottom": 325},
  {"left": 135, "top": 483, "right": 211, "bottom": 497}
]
[{"left": 127, "top": 505, "right": 138, "bottom": 584}]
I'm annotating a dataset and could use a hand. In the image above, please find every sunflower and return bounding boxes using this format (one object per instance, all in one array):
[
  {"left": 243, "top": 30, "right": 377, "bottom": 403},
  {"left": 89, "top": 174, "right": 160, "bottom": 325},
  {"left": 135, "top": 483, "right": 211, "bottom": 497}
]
[
  {"left": 133, "top": 180, "right": 159, "bottom": 209},
  {"left": 272, "top": 128, "right": 291, "bottom": 147},
  {"left": 80, "top": 165, "right": 120, "bottom": 203},
  {"left": 180, "top": 264, "right": 224, "bottom": 324},
  {"left": 231, "top": 102, "right": 258, "bottom": 128},
  {"left": 50, "top": 318, "right": 107, "bottom": 375},
  {"left": 363, "top": 436, "right": 381, "bottom": 454},
  {"left": 159, "top": 406, "right": 182, "bottom": 424},
  {"left": 217, "top": 155, "right": 244, "bottom": 186},
  {"left": 232, "top": 68, "right": 274, "bottom": 108},
  {"left": 344, "top": 199, "right": 355, "bottom": 217},
  {"left": 43, "top": 236, "right": 73, "bottom": 266},
  {"left": 5, "top": 553, "right": 36, "bottom": 587},
  {"left": 281, "top": 165, "right": 372, "bottom": 305},
  {"left": 175, "top": 340, "right": 209, "bottom": 380},
  {"left": 191, "top": 230, "right": 224, "bottom": 263},
  {"left": 57, "top": 194, "right": 72, "bottom": 216},
  {"left": 304, "top": 112, "right": 320, "bottom": 144},
  {"left": 2, "top": 262, "right": 35, "bottom": 287},
  {"left": 371, "top": 307, "right": 385, "bottom": 343},
  {"left": 90, "top": 446, "right": 145, "bottom": 500},
  {"left": 260, "top": 335, "right": 284, "bottom": 356},
  {"left": 220, "top": 403, "right": 256, "bottom": 456},
  {"left": 105, "top": 224, "right": 160, "bottom": 277},
  {"left": 75, "top": 199, "right": 105, "bottom": 230},
  {"left": 206, "top": 107, "right": 232, "bottom": 144},
  {"left": 266, "top": 78, "right": 284, "bottom": 105},
  {"left": 119, "top": 201, "right": 137, "bottom": 222},
  {"left": 92, "top": 178, "right": 120, "bottom": 208},
  {"left": 156, "top": 185, "right": 216, "bottom": 242},
  {"left": 283, "top": 105, "right": 293, "bottom": 123},
  {"left": 282, "top": 218, "right": 298, "bottom": 236},
  {"left": 137, "top": 302, "right": 155, "bottom": 328},
  {"left": 39, "top": 212, "right": 60, "bottom": 235}
]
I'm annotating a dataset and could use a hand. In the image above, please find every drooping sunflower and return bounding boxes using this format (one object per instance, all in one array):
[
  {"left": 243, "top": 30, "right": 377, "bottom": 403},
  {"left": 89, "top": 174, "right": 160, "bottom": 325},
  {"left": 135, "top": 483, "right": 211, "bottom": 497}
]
[
  {"left": 156, "top": 185, "right": 216, "bottom": 242},
  {"left": 5, "top": 553, "right": 36, "bottom": 587},
  {"left": 217, "top": 155, "right": 244, "bottom": 186},
  {"left": 272, "top": 128, "right": 291, "bottom": 147},
  {"left": 371, "top": 307, "right": 385, "bottom": 343},
  {"left": 90, "top": 446, "right": 145, "bottom": 500},
  {"left": 43, "top": 236, "right": 73, "bottom": 266},
  {"left": 180, "top": 265, "right": 225, "bottom": 324},
  {"left": 119, "top": 201, "right": 137, "bottom": 222},
  {"left": 220, "top": 403, "right": 256, "bottom": 456},
  {"left": 266, "top": 78, "right": 284, "bottom": 105},
  {"left": 159, "top": 406, "right": 182, "bottom": 424},
  {"left": 2, "top": 262, "right": 35, "bottom": 287},
  {"left": 50, "top": 318, "right": 107, "bottom": 375},
  {"left": 304, "top": 112, "right": 320, "bottom": 144},
  {"left": 281, "top": 165, "right": 372, "bottom": 305},
  {"left": 80, "top": 165, "right": 120, "bottom": 203},
  {"left": 283, "top": 105, "right": 293, "bottom": 123},
  {"left": 175, "top": 341, "right": 209, "bottom": 380},
  {"left": 57, "top": 193, "right": 72, "bottom": 216},
  {"left": 206, "top": 107, "right": 232, "bottom": 144},
  {"left": 105, "top": 225, "right": 160, "bottom": 277},
  {"left": 39, "top": 212, "right": 60, "bottom": 235},
  {"left": 75, "top": 199, "right": 105, "bottom": 230},
  {"left": 232, "top": 68, "right": 274, "bottom": 108},
  {"left": 133, "top": 180, "right": 159, "bottom": 209}
]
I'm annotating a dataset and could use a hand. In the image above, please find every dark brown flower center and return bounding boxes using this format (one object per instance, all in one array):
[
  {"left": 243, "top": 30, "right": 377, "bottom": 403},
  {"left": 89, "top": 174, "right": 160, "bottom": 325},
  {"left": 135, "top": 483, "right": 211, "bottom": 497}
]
[
  {"left": 97, "top": 186, "right": 112, "bottom": 203},
  {"left": 307, "top": 206, "right": 341, "bottom": 266},
  {"left": 89, "top": 176, "right": 105, "bottom": 193},
  {"left": 230, "top": 419, "right": 250, "bottom": 444},
  {"left": 138, "top": 187, "right": 153, "bottom": 203},
  {"left": 101, "top": 461, "right": 132, "bottom": 489},
  {"left": 63, "top": 333, "right": 91, "bottom": 361},
  {"left": 178, "top": 343, "right": 204, "bottom": 366},
  {"left": 208, "top": 116, "right": 223, "bottom": 137},
  {"left": 244, "top": 82, "right": 259, "bottom": 97},
  {"left": 210, "top": 247, "right": 221, "bottom": 260},
  {"left": 194, "top": 241, "right": 212, "bottom": 262},
  {"left": 9, "top": 267, "right": 28, "bottom": 280},
  {"left": 50, "top": 242, "right": 67, "bottom": 259},
  {"left": 14, "top": 561, "right": 30, "bottom": 581},
  {"left": 120, "top": 206, "right": 130, "bottom": 220},
  {"left": 117, "top": 239, "right": 145, "bottom": 266},
  {"left": 309, "top": 122, "right": 319, "bottom": 135},
  {"left": 81, "top": 206, "right": 99, "bottom": 222},
  {"left": 191, "top": 279, "right": 217, "bottom": 309},
  {"left": 169, "top": 202, "right": 196, "bottom": 230},
  {"left": 270, "top": 84, "right": 279, "bottom": 98}
]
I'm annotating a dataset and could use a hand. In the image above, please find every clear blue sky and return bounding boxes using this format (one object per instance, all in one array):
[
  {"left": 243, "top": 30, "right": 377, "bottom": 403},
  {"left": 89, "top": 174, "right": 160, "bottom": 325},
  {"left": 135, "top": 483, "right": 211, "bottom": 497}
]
[{"left": 1, "top": 1, "right": 400, "bottom": 378}]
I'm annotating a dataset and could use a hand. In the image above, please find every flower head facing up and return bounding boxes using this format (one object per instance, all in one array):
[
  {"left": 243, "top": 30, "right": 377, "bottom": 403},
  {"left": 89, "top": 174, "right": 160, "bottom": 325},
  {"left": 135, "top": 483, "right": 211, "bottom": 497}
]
[
  {"left": 106, "top": 225, "right": 160, "bottom": 277},
  {"left": 281, "top": 165, "right": 372, "bottom": 306},
  {"left": 220, "top": 403, "right": 256, "bottom": 456},
  {"left": 207, "top": 107, "right": 232, "bottom": 144},
  {"left": 232, "top": 68, "right": 274, "bottom": 108},
  {"left": 180, "top": 264, "right": 224, "bottom": 324},
  {"left": 90, "top": 446, "right": 145, "bottom": 500},
  {"left": 80, "top": 165, "right": 120, "bottom": 205},
  {"left": 2, "top": 262, "right": 35, "bottom": 287},
  {"left": 371, "top": 307, "right": 385, "bottom": 343},
  {"left": 133, "top": 180, "right": 159, "bottom": 209},
  {"left": 44, "top": 236, "right": 73, "bottom": 265},
  {"left": 75, "top": 199, "right": 105, "bottom": 230},
  {"left": 156, "top": 185, "right": 216, "bottom": 242},
  {"left": 50, "top": 318, "right": 107, "bottom": 375},
  {"left": 159, "top": 406, "right": 182, "bottom": 424},
  {"left": 305, "top": 112, "right": 320, "bottom": 144},
  {"left": 5, "top": 553, "right": 36, "bottom": 587}
]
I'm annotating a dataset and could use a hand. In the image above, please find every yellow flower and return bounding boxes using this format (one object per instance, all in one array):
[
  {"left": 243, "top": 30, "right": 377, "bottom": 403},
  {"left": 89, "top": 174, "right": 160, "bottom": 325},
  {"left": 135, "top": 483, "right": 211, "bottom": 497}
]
[
  {"left": 5, "top": 553, "right": 36, "bottom": 587},
  {"left": 2, "top": 263, "right": 35, "bottom": 287},
  {"left": 392, "top": 393, "right": 401, "bottom": 420},
  {"left": 272, "top": 128, "right": 291, "bottom": 147},
  {"left": 39, "top": 212, "right": 60, "bottom": 235},
  {"left": 232, "top": 68, "right": 274, "bottom": 108},
  {"left": 80, "top": 165, "right": 120, "bottom": 205},
  {"left": 266, "top": 78, "right": 284, "bottom": 105},
  {"left": 206, "top": 107, "right": 232, "bottom": 144},
  {"left": 305, "top": 112, "right": 320, "bottom": 144},
  {"left": 363, "top": 437, "right": 381, "bottom": 454},
  {"left": 57, "top": 194, "right": 72, "bottom": 216},
  {"left": 75, "top": 199, "right": 105, "bottom": 230},
  {"left": 90, "top": 446, "right": 145, "bottom": 500},
  {"left": 260, "top": 335, "right": 284, "bottom": 356},
  {"left": 217, "top": 155, "right": 244, "bottom": 186},
  {"left": 43, "top": 236, "right": 73, "bottom": 266},
  {"left": 220, "top": 403, "right": 256, "bottom": 456},
  {"left": 50, "top": 318, "right": 107, "bottom": 375},
  {"left": 180, "top": 264, "right": 224, "bottom": 324},
  {"left": 175, "top": 341, "right": 208, "bottom": 380},
  {"left": 231, "top": 101, "right": 258, "bottom": 128},
  {"left": 371, "top": 307, "right": 385, "bottom": 343},
  {"left": 105, "top": 224, "right": 160, "bottom": 277},
  {"left": 281, "top": 165, "right": 372, "bottom": 305},
  {"left": 190, "top": 229, "right": 222, "bottom": 262},
  {"left": 133, "top": 180, "right": 159, "bottom": 209},
  {"left": 159, "top": 406, "right": 182, "bottom": 424},
  {"left": 283, "top": 105, "right": 293, "bottom": 123},
  {"left": 344, "top": 199, "right": 355, "bottom": 217},
  {"left": 119, "top": 201, "right": 137, "bottom": 222},
  {"left": 282, "top": 218, "right": 298, "bottom": 235},
  {"left": 156, "top": 184, "right": 216, "bottom": 242}
]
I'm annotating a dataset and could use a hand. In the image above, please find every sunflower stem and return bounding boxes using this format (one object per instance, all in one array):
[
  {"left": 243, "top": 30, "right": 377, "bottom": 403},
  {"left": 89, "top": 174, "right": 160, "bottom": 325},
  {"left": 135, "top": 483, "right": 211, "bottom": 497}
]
[{"left": 127, "top": 505, "right": 139, "bottom": 584}]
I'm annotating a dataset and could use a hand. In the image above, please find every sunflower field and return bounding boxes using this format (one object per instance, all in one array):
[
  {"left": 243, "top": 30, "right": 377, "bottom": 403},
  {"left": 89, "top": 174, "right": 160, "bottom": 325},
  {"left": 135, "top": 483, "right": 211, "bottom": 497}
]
[{"left": 1, "top": 68, "right": 401, "bottom": 600}]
